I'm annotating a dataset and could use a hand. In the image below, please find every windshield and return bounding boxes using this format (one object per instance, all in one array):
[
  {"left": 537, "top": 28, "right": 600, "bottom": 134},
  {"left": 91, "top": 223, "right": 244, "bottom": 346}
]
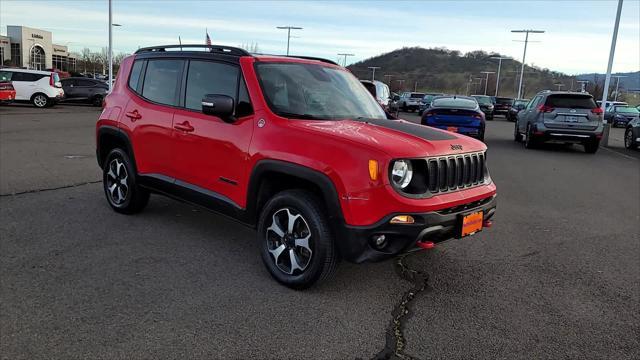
[
  {"left": 616, "top": 107, "right": 639, "bottom": 114},
  {"left": 432, "top": 97, "right": 477, "bottom": 109},
  {"left": 256, "top": 63, "right": 386, "bottom": 120},
  {"left": 473, "top": 96, "right": 492, "bottom": 105}
]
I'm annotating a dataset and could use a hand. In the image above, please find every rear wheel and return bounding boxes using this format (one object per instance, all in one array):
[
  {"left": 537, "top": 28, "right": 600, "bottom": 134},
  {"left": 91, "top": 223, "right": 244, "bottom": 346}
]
[
  {"left": 584, "top": 139, "right": 599, "bottom": 154},
  {"left": 513, "top": 121, "right": 523, "bottom": 142},
  {"left": 258, "top": 189, "right": 339, "bottom": 289},
  {"left": 31, "top": 93, "right": 49, "bottom": 108},
  {"left": 103, "top": 148, "right": 149, "bottom": 214},
  {"left": 524, "top": 124, "right": 538, "bottom": 149},
  {"left": 92, "top": 95, "right": 103, "bottom": 107},
  {"left": 625, "top": 128, "right": 637, "bottom": 149}
]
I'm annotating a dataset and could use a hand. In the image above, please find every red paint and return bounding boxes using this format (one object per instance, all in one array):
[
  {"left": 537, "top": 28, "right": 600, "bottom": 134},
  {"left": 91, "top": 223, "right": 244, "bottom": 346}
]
[{"left": 417, "top": 241, "right": 435, "bottom": 249}]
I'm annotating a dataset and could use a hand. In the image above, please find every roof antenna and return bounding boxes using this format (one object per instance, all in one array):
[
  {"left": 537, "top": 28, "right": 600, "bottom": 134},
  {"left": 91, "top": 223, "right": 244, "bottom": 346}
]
[{"left": 178, "top": 36, "right": 182, "bottom": 51}]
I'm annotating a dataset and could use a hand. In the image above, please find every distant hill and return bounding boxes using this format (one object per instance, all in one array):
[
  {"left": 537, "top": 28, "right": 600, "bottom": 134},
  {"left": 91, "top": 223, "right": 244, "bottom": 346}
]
[
  {"left": 347, "top": 47, "right": 577, "bottom": 99},
  {"left": 576, "top": 72, "right": 640, "bottom": 91}
]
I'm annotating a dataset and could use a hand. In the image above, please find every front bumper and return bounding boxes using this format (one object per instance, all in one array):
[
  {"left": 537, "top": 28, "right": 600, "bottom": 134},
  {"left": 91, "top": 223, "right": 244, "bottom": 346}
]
[{"left": 335, "top": 194, "right": 497, "bottom": 263}]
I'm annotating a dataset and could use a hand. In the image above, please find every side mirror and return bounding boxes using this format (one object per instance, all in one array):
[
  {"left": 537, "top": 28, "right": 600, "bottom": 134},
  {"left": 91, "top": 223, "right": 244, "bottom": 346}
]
[{"left": 202, "top": 94, "right": 235, "bottom": 122}]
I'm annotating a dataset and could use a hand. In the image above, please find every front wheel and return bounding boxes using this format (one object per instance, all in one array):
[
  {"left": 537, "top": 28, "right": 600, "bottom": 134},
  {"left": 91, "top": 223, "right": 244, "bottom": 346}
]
[
  {"left": 258, "top": 190, "right": 339, "bottom": 289},
  {"left": 625, "top": 128, "right": 637, "bottom": 149}
]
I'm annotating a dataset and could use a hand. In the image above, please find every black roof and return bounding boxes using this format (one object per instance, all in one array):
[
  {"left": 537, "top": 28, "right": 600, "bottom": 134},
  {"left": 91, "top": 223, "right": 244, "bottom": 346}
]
[{"left": 134, "top": 44, "right": 338, "bottom": 65}]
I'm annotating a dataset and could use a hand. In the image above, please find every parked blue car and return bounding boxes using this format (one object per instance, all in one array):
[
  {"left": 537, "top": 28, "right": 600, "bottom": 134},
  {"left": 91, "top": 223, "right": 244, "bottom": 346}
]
[{"left": 421, "top": 95, "right": 486, "bottom": 142}]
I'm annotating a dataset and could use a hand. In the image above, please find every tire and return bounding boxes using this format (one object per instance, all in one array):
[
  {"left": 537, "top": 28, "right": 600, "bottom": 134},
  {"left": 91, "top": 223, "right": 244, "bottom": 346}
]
[
  {"left": 524, "top": 124, "right": 538, "bottom": 149},
  {"left": 103, "top": 148, "right": 149, "bottom": 214},
  {"left": 514, "top": 121, "right": 523, "bottom": 142},
  {"left": 584, "top": 139, "right": 600, "bottom": 154},
  {"left": 31, "top": 93, "right": 49, "bottom": 108},
  {"left": 625, "top": 128, "right": 638, "bottom": 149},
  {"left": 257, "top": 189, "right": 339, "bottom": 289},
  {"left": 92, "top": 95, "right": 103, "bottom": 107},
  {"left": 418, "top": 110, "right": 423, "bottom": 116}
]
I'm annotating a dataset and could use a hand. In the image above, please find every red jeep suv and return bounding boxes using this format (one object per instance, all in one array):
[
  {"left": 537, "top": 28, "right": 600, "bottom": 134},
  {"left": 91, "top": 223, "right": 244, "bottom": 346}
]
[{"left": 96, "top": 45, "right": 497, "bottom": 289}]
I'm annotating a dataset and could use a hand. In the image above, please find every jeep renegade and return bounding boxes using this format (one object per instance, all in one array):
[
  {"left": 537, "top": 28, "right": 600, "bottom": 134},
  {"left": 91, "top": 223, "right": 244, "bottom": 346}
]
[{"left": 96, "top": 45, "right": 497, "bottom": 289}]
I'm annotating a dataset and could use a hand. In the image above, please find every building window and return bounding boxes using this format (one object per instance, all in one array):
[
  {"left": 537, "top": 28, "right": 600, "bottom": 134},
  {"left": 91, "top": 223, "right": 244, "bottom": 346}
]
[
  {"left": 10, "top": 43, "right": 20, "bottom": 67},
  {"left": 52, "top": 54, "right": 67, "bottom": 71},
  {"left": 30, "top": 45, "right": 46, "bottom": 70}
]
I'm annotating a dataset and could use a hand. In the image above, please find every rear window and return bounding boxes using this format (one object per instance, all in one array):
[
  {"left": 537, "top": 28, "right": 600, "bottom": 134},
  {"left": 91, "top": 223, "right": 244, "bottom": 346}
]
[
  {"left": 545, "top": 95, "right": 596, "bottom": 109},
  {"left": 432, "top": 97, "right": 477, "bottom": 110},
  {"left": 495, "top": 97, "right": 513, "bottom": 105},
  {"left": 0, "top": 71, "right": 11, "bottom": 82},
  {"left": 410, "top": 93, "right": 424, "bottom": 98}
]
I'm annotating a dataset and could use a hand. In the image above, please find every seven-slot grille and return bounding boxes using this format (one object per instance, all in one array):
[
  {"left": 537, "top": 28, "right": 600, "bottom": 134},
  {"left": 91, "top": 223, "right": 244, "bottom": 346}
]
[{"left": 426, "top": 152, "right": 486, "bottom": 193}]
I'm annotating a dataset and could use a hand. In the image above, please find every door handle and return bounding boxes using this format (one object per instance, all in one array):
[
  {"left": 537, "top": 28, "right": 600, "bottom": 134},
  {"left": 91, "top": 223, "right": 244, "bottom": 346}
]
[
  {"left": 125, "top": 110, "right": 142, "bottom": 121},
  {"left": 174, "top": 121, "right": 194, "bottom": 132}
]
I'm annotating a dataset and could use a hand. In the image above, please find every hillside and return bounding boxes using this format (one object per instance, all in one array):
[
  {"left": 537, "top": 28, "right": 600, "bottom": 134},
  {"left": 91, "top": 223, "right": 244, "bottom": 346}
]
[
  {"left": 347, "top": 47, "right": 574, "bottom": 99},
  {"left": 576, "top": 72, "right": 640, "bottom": 91}
]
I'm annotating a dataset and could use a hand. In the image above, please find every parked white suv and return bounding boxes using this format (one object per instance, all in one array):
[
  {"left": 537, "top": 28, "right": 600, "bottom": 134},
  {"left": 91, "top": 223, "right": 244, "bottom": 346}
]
[{"left": 0, "top": 69, "right": 64, "bottom": 108}]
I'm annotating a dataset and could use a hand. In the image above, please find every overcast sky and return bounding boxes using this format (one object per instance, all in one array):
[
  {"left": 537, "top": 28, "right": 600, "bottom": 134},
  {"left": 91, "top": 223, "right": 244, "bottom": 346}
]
[{"left": 2, "top": 0, "right": 639, "bottom": 75}]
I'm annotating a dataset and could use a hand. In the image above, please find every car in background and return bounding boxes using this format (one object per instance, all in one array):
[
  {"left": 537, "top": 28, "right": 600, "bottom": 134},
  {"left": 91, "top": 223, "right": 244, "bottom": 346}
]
[
  {"left": 471, "top": 95, "right": 495, "bottom": 120},
  {"left": 421, "top": 95, "right": 486, "bottom": 141},
  {"left": 398, "top": 92, "right": 425, "bottom": 112},
  {"left": 0, "top": 69, "right": 64, "bottom": 108},
  {"left": 624, "top": 117, "right": 640, "bottom": 150},
  {"left": 604, "top": 105, "right": 638, "bottom": 127},
  {"left": 514, "top": 91, "right": 603, "bottom": 153},
  {"left": 60, "top": 77, "right": 109, "bottom": 106},
  {"left": 417, "top": 93, "right": 444, "bottom": 115},
  {"left": 0, "top": 81, "right": 16, "bottom": 104},
  {"left": 597, "top": 100, "right": 627, "bottom": 111},
  {"left": 492, "top": 97, "right": 513, "bottom": 116},
  {"left": 360, "top": 80, "right": 391, "bottom": 110},
  {"left": 506, "top": 99, "right": 529, "bottom": 122},
  {"left": 389, "top": 92, "right": 400, "bottom": 112}
]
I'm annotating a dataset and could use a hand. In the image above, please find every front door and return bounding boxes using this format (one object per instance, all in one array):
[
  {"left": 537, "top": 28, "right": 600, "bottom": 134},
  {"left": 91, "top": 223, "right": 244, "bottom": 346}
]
[{"left": 171, "top": 59, "right": 254, "bottom": 207}]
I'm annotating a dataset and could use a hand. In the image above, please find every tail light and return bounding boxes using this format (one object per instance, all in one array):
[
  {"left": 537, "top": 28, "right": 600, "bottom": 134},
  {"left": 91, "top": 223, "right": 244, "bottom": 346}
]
[
  {"left": 537, "top": 104, "right": 555, "bottom": 113},
  {"left": 50, "top": 74, "right": 55, "bottom": 87},
  {"left": 0, "top": 82, "right": 13, "bottom": 90},
  {"left": 591, "top": 107, "right": 604, "bottom": 115}
]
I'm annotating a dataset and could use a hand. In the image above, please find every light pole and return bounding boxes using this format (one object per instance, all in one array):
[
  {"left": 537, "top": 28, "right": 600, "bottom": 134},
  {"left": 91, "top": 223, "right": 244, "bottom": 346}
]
[
  {"left": 480, "top": 71, "right": 495, "bottom": 95},
  {"left": 490, "top": 56, "right": 511, "bottom": 96},
  {"left": 337, "top": 53, "right": 354, "bottom": 67},
  {"left": 276, "top": 26, "right": 303, "bottom": 56},
  {"left": 612, "top": 75, "right": 627, "bottom": 101},
  {"left": 108, "top": 0, "right": 121, "bottom": 93},
  {"left": 511, "top": 29, "right": 545, "bottom": 99},
  {"left": 368, "top": 66, "right": 380, "bottom": 81},
  {"left": 600, "top": 0, "right": 624, "bottom": 147}
]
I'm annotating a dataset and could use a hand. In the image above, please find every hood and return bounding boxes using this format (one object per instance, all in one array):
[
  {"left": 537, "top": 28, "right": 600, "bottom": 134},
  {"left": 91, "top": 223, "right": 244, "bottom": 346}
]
[{"left": 289, "top": 118, "right": 486, "bottom": 158}]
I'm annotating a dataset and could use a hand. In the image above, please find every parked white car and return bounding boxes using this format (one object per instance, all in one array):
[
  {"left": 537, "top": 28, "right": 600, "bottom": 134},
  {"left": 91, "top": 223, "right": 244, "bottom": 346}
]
[{"left": 0, "top": 69, "right": 64, "bottom": 108}]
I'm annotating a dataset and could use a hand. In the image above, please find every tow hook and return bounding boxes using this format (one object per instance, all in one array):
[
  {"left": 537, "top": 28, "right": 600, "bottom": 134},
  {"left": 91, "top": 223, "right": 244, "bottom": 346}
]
[{"left": 416, "top": 240, "right": 435, "bottom": 250}]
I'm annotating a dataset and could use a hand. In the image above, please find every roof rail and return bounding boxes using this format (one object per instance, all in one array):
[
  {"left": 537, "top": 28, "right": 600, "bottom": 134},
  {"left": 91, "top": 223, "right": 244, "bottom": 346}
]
[{"left": 135, "top": 44, "right": 250, "bottom": 56}]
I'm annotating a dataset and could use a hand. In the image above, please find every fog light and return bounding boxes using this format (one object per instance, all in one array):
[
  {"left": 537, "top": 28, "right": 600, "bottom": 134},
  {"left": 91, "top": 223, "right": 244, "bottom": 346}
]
[
  {"left": 371, "top": 234, "right": 387, "bottom": 249},
  {"left": 390, "top": 215, "right": 415, "bottom": 224}
]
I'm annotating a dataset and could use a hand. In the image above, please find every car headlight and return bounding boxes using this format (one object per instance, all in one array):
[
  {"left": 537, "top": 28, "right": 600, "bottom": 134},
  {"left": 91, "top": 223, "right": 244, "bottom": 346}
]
[{"left": 391, "top": 160, "right": 413, "bottom": 189}]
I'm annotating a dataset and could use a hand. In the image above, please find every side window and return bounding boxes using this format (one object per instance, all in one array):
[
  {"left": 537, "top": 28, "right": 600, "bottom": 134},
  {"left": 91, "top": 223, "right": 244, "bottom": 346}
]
[
  {"left": 0, "top": 71, "right": 12, "bottom": 81},
  {"left": 77, "top": 79, "right": 94, "bottom": 87},
  {"left": 184, "top": 60, "right": 238, "bottom": 111},
  {"left": 526, "top": 96, "right": 540, "bottom": 110},
  {"left": 11, "top": 72, "right": 25, "bottom": 81},
  {"left": 128, "top": 60, "right": 144, "bottom": 92},
  {"left": 142, "top": 59, "right": 183, "bottom": 106}
]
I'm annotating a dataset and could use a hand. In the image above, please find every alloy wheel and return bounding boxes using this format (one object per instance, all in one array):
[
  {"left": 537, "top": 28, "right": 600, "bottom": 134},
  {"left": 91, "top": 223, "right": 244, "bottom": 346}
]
[
  {"left": 266, "top": 208, "right": 313, "bottom": 275},
  {"left": 33, "top": 95, "right": 47, "bottom": 108},
  {"left": 106, "top": 158, "right": 129, "bottom": 205}
]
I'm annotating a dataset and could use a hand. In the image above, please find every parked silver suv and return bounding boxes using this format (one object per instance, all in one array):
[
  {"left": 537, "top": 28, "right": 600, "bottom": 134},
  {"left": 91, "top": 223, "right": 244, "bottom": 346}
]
[{"left": 514, "top": 91, "right": 603, "bottom": 153}]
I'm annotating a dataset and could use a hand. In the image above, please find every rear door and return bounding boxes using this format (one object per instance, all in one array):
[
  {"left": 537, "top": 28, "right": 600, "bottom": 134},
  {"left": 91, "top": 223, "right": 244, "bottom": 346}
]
[
  {"left": 542, "top": 94, "right": 599, "bottom": 130},
  {"left": 61, "top": 78, "right": 78, "bottom": 99}
]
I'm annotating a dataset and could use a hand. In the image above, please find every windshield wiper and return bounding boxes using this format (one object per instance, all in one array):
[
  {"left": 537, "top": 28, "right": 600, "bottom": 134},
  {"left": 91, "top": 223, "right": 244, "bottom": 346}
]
[{"left": 276, "top": 111, "right": 322, "bottom": 120}]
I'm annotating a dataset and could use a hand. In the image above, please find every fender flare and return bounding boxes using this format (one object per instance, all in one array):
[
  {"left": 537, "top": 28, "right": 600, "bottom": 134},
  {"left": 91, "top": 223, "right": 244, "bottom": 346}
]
[
  {"left": 96, "top": 126, "right": 136, "bottom": 171},
  {"left": 245, "top": 159, "right": 344, "bottom": 226}
]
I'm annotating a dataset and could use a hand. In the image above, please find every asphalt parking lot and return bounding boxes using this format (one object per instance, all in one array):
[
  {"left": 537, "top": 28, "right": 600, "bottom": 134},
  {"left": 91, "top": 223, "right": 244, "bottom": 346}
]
[{"left": 1, "top": 105, "right": 638, "bottom": 359}]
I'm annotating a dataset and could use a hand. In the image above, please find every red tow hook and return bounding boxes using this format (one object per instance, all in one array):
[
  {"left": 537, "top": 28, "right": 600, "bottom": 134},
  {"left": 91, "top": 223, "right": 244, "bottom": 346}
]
[
  {"left": 483, "top": 220, "right": 493, "bottom": 228},
  {"left": 417, "top": 240, "right": 435, "bottom": 250}
]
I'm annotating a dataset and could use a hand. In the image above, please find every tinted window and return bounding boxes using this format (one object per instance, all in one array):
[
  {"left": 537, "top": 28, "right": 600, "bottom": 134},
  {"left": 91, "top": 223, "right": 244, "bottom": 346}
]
[
  {"left": 495, "top": 97, "right": 513, "bottom": 105},
  {"left": 410, "top": 93, "right": 425, "bottom": 98},
  {"left": 0, "top": 71, "right": 11, "bottom": 81},
  {"left": 128, "top": 60, "right": 144, "bottom": 91},
  {"left": 185, "top": 60, "right": 239, "bottom": 111},
  {"left": 545, "top": 94, "right": 596, "bottom": 109},
  {"left": 12, "top": 72, "right": 42, "bottom": 82},
  {"left": 361, "top": 82, "right": 376, "bottom": 97},
  {"left": 142, "top": 59, "right": 183, "bottom": 106}
]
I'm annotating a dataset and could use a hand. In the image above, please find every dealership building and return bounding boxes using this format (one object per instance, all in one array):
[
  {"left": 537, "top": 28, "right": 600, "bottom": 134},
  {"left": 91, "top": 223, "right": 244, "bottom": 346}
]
[{"left": 0, "top": 26, "right": 77, "bottom": 72}]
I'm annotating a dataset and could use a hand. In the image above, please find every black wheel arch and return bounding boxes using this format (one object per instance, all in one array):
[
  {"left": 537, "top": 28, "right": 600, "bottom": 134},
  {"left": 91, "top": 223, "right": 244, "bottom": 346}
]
[
  {"left": 246, "top": 159, "right": 344, "bottom": 229},
  {"left": 97, "top": 126, "right": 137, "bottom": 172}
]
